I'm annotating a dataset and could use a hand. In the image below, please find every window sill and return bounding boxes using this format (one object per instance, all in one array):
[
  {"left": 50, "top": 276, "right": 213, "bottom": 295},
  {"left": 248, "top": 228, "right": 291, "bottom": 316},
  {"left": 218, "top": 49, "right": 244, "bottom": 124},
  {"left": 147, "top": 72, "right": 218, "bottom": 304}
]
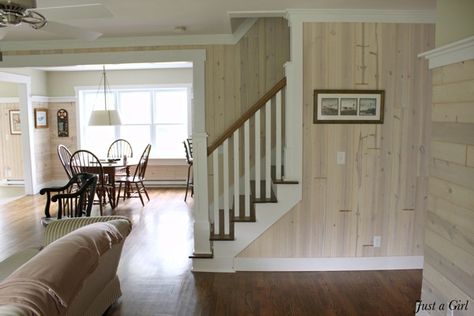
[{"left": 148, "top": 158, "right": 187, "bottom": 166}]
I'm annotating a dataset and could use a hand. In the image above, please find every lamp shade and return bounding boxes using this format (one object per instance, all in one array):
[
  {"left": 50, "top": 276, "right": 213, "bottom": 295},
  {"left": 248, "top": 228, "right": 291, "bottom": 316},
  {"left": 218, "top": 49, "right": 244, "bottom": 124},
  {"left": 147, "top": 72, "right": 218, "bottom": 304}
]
[{"left": 88, "top": 110, "right": 122, "bottom": 126}]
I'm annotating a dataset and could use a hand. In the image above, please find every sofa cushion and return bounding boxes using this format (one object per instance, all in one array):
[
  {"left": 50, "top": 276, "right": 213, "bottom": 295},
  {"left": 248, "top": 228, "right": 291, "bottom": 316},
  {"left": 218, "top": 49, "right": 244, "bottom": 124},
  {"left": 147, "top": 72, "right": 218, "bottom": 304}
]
[{"left": 0, "top": 221, "right": 124, "bottom": 316}]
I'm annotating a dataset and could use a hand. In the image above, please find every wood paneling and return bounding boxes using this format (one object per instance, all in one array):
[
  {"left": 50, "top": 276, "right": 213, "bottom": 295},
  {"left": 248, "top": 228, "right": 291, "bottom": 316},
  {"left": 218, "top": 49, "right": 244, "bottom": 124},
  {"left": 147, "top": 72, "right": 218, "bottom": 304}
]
[
  {"left": 205, "top": 18, "right": 289, "bottom": 144},
  {"left": 240, "top": 22, "right": 434, "bottom": 258},
  {"left": 0, "top": 103, "right": 23, "bottom": 180},
  {"left": 32, "top": 102, "right": 53, "bottom": 187},
  {"left": 3, "top": 18, "right": 289, "bottom": 175},
  {"left": 421, "top": 59, "right": 474, "bottom": 311},
  {"left": 47, "top": 102, "right": 77, "bottom": 181}
]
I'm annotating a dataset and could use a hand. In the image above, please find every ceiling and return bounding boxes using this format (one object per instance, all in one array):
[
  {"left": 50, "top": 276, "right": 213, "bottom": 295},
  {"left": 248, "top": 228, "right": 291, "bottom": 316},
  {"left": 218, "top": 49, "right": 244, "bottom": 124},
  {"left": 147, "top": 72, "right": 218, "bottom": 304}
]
[{"left": 0, "top": 0, "right": 436, "bottom": 42}]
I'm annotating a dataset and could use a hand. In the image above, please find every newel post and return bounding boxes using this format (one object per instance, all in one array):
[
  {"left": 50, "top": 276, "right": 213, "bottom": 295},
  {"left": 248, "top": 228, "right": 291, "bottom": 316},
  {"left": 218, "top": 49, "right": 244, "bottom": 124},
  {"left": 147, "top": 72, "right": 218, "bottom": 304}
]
[
  {"left": 283, "top": 12, "right": 303, "bottom": 189},
  {"left": 191, "top": 52, "right": 212, "bottom": 256}
]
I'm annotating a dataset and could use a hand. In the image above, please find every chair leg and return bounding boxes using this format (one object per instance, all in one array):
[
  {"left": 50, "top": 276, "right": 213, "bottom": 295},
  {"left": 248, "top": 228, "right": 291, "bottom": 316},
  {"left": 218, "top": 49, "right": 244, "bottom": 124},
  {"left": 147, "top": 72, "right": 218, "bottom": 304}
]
[
  {"left": 185, "top": 164, "right": 191, "bottom": 201},
  {"left": 141, "top": 181, "right": 150, "bottom": 201},
  {"left": 136, "top": 183, "right": 144, "bottom": 206},
  {"left": 98, "top": 191, "right": 103, "bottom": 216},
  {"left": 116, "top": 182, "right": 123, "bottom": 206}
]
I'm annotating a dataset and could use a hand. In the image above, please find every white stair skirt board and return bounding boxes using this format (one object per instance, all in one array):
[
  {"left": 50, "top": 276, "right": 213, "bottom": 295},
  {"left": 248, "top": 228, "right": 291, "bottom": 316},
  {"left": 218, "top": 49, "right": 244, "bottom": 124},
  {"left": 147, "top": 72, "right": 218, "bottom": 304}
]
[
  {"left": 234, "top": 256, "right": 424, "bottom": 272},
  {"left": 192, "top": 183, "right": 301, "bottom": 272}
]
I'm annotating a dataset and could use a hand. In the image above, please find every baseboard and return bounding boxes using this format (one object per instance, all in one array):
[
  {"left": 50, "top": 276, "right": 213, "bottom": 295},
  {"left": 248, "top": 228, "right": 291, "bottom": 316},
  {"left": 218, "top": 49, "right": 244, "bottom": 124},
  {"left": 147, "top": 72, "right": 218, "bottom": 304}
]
[{"left": 234, "top": 256, "right": 424, "bottom": 271}]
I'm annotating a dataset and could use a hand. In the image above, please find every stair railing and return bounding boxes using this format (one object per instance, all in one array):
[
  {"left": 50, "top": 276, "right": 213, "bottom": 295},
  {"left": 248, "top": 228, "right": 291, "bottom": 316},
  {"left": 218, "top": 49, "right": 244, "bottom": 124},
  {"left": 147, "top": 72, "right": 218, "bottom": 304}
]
[{"left": 207, "top": 77, "right": 287, "bottom": 239}]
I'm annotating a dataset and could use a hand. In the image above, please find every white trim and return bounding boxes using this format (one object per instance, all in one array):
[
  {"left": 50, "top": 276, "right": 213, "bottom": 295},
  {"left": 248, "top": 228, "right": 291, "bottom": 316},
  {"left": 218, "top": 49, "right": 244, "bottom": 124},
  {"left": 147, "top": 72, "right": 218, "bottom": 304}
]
[
  {"left": 286, "top": 9, "right": 436, "bottom": 23},
  {"left": 234, "top": 256, "right": 424, "bottom": 271},
  {"left": 0, "top": 97, "right": 20, "bottom": 103},
  {"left": 419, "top": 36, "right": 474, "bottom": 69},
  {"left": 43, "top": 96, "right": 77, "bottom": 103},
  {"left": 0, "top": 18, "right": 257, "bottom": 52},
  {"left": 0, "top": 49, "right": 206, "bottom": 68},
  {"left": 229, "top": 11, "right": 285, "bottom": 19},
  {"left": 0, "top": 71, "right": 37, "bottom": 195},
  {"left": 31, "top": 96, "right": 49, "bottom": 103},
  {"left": 0, "top": 96, "right": 77, "bottom": 103}
]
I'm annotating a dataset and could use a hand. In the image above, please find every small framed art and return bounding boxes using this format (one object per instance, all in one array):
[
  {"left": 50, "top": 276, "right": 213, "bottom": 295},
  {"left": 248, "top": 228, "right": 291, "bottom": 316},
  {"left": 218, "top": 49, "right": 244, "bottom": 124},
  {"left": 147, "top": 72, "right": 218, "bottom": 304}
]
[
  {"left": 314, "top": 90, "right": 384, "bottom": 124},
  {"left": 34, "top": 108, "right": 48, "bottom": 128}
]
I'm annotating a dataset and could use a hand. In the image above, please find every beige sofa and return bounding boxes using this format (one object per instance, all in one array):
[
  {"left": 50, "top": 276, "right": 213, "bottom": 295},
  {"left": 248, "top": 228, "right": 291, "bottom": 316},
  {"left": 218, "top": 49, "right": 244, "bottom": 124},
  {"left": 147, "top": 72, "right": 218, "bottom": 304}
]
[{"left": 0, "top": 216, "right": 132, "bottom": 316}]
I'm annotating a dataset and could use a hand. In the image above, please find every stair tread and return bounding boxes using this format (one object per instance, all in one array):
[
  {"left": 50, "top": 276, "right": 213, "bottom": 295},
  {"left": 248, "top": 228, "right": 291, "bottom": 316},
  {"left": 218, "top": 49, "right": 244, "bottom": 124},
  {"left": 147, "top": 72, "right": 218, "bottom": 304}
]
[
  {"left": 250, "top": 180, "right": 277, "bottom": 203},
  {"left": 210, "top": 234, "right": 235, "bottom": 241},
  {"left": 232, "top": 195, "right": 256, "bottom": 221}
]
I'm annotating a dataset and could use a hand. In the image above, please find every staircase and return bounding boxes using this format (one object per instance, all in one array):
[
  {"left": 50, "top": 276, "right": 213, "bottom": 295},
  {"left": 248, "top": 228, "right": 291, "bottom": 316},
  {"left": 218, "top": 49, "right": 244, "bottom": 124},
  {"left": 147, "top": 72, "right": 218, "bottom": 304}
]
[{"left": 192, "top": 77, "right": 301, "bottom": 272}]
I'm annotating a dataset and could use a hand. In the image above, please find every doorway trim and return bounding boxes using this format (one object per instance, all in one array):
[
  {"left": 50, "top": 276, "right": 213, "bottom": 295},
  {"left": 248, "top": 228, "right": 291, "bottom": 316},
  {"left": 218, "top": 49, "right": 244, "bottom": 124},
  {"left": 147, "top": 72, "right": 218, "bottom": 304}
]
[{"left": 0, "top": 72, "right": 36, "bottom": 194}]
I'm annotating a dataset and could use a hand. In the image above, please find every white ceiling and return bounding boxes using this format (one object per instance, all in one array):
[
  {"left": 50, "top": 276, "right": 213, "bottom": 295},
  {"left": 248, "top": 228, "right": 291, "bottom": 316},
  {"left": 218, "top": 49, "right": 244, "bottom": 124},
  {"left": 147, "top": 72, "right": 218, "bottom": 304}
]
[{"left": 0, "top": 0, "right": 436, "bottom": 41}]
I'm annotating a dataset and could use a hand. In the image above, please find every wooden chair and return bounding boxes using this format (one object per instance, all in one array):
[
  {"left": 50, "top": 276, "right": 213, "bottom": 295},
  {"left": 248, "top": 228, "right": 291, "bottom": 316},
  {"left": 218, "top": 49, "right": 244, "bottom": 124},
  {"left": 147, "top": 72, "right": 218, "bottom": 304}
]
[
  {"left": 183, "top": 140, "right": 193, "bottom": 201},
  {"left": 57, "top": 144, "right": 73, "bottom": 179},
  {"left": 40, "top": 173, "right": 97, "bottom": 223},
  {"left": 107, "top": 139, "right": 133, "bottom": 159},
  {"left": 186, "top": 138, "right": 193, "bottom": 158},
  {"left": 116, "top": 144, "right": 151, "bottom": 206},
  {"left": 69, "top": 150, "right": 114, "bottom": 215}
]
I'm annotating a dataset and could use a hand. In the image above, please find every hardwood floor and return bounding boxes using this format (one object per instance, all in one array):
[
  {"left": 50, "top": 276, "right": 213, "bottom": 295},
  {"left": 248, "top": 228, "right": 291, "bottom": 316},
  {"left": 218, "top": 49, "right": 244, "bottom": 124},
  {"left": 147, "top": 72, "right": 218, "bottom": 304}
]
[{"left": 0, "top": 189, "right": 422, "bottom": 315}]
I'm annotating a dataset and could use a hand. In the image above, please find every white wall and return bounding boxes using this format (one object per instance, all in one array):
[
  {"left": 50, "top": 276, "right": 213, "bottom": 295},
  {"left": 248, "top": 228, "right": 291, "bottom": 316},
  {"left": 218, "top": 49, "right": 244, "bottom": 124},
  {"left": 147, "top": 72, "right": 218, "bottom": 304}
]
[{"left": 47, "top": 68, "right": 193, "bottom": 96}]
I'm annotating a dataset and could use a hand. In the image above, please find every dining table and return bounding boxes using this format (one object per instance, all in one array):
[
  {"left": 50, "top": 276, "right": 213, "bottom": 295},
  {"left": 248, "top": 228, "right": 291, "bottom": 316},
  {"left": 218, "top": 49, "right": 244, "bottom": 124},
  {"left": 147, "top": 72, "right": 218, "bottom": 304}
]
[{"left": 82, "top": 158, "right": 138, "bottom": 208}]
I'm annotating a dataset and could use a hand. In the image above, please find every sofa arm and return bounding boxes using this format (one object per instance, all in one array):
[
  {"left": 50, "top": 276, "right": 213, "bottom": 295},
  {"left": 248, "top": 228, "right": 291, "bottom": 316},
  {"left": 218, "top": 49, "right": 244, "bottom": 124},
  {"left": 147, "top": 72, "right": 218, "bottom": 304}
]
[{"left": 43, "top": 216, "right": 131, "bottom": 246}]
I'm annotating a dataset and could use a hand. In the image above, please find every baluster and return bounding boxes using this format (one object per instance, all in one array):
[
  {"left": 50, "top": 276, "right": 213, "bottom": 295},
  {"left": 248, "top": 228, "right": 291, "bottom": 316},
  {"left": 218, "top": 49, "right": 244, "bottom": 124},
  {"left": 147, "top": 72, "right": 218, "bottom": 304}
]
[
  {"left": 244, "top": 120, "right": 250, "bottom": 217},
  {"left": 223, "top": 139, "right": 229, "bottom": 235},
  {"left": 276, "top": 90, "right": 282, "bottom": 180},
  {"left": 212, "top": 150, "right": 219, "bottom": 235},
  {"left": 255, "top": 111, "right": 261, "bottom": 199},
  {"left": 233, "top": 130, "right": 239, "bottom": 219},
  {"left": 265, "top": 100, "right": 271, "bottom": 199}
]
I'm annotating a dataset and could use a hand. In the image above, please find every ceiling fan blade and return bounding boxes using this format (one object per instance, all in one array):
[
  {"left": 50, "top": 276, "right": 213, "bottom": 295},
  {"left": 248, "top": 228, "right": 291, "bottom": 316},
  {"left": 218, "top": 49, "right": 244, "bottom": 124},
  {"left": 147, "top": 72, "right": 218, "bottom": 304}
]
[
  {"left": 37, "top": 0, "right": 99, "bottom": 7},
  {"left": 36, "top": 4, "right": 113, "bottom": 20},
  {"left": 0, "top": 29, "right": 8, "bottom": 40},
  {"left": 42, "top": 21, "right": 102, "bottom": 41}
]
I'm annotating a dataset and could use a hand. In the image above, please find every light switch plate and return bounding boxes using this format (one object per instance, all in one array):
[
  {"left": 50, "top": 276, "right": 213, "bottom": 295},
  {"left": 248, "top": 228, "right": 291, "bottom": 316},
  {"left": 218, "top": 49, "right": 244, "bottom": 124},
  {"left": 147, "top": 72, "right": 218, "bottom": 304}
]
[
  {"left": 337, "top": 151, "right": 346, "bottom": 165},
  {"left": 373, "top": 236, "right": 381, "bottom": 248}
]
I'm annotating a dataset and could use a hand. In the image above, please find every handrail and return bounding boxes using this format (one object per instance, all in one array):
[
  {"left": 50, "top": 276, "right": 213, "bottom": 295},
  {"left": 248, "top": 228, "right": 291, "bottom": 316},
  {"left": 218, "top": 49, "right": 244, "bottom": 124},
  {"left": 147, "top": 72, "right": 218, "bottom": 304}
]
[{"left": 207, "top": 77, "right": 286, "bottom": 156}]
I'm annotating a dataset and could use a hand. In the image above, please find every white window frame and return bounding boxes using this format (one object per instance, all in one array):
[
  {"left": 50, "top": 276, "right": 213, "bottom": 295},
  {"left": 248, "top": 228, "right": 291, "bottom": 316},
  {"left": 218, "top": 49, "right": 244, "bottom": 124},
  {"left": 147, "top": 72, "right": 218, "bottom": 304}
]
[{"left": 76, "top": 83, "right": 192, "bottom": 162}]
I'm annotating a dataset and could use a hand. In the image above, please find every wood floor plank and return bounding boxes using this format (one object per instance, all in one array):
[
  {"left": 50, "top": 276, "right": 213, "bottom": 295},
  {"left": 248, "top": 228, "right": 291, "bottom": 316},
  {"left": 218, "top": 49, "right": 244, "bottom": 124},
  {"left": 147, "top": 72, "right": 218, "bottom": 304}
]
[{"left": 0, "top": 189, "right": 422, "bottom": 315}]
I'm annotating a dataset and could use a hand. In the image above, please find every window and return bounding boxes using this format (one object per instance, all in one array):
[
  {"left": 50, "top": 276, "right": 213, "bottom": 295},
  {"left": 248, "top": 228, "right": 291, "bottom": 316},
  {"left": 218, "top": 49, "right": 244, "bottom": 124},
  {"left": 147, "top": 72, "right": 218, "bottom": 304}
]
[{"left": 78, "top": 85, "right": 191, "bottom": 159}]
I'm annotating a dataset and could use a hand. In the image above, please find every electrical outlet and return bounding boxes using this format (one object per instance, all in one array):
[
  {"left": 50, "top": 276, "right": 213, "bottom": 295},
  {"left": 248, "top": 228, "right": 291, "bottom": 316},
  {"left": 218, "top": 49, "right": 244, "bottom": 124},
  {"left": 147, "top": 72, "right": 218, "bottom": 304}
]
[
  {"left": 337, "top": 151, "right": 346, "bottom": 165},
  {"left": 373, "top": 236, "right": 381, "bottom": 248}
]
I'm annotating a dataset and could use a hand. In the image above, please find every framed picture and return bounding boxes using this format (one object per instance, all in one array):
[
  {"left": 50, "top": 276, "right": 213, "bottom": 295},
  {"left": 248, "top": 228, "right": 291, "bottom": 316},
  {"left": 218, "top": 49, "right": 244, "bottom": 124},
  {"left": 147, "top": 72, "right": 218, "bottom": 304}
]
[
  {"left": 314, "top": 90, "right": 384, "bottom": 123},
  {"left": 34, "top": 108, "right": 48, "bottom": 128},
  {"left": 9, "top": 110, "right": 21, "bottom": 135}
]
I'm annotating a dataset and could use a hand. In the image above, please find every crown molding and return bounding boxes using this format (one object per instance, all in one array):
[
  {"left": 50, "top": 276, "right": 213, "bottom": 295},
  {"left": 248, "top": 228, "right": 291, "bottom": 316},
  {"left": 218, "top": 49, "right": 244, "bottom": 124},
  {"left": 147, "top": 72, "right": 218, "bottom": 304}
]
[
  {"left": 0, "top": 18, "right": 257, "bottom": 52},
  {"left": 419, "top": 36, "right": 474, "bottom": 69},
  {"left": 286, "top": 9, "right": 436, "bottom": 24}
]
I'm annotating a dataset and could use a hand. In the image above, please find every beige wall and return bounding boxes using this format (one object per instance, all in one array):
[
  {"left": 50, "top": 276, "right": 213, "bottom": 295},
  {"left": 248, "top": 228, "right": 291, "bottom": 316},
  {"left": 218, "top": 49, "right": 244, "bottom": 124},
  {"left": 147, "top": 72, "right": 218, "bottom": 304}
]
[
  {"left": 0, "top": 69, "right": 48, "bottom": 96},
  {"left": 436, "top": 0, "right": 474, "bottom": 46},
  {"left": 420, "top": 58, "right": 474, "bottom": 316},
  {"left": 240, "top": 22, "right": 434, "bottom": 258},
  {"left": 46, "top": 68, "right": 192, "bottom": 97}
]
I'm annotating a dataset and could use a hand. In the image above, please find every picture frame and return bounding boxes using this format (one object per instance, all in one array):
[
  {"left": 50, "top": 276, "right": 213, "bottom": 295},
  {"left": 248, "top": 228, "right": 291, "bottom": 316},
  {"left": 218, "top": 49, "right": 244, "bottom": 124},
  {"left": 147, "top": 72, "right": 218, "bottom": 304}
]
[
  {"left": 34, "top": 108, "right": 48, "bottom": 128},
  {"left": 314, "top": 89, "right": 384, "bottom": 123},
  {"left": 9, "top": 110, "right": 21, "bottom": 135}
]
